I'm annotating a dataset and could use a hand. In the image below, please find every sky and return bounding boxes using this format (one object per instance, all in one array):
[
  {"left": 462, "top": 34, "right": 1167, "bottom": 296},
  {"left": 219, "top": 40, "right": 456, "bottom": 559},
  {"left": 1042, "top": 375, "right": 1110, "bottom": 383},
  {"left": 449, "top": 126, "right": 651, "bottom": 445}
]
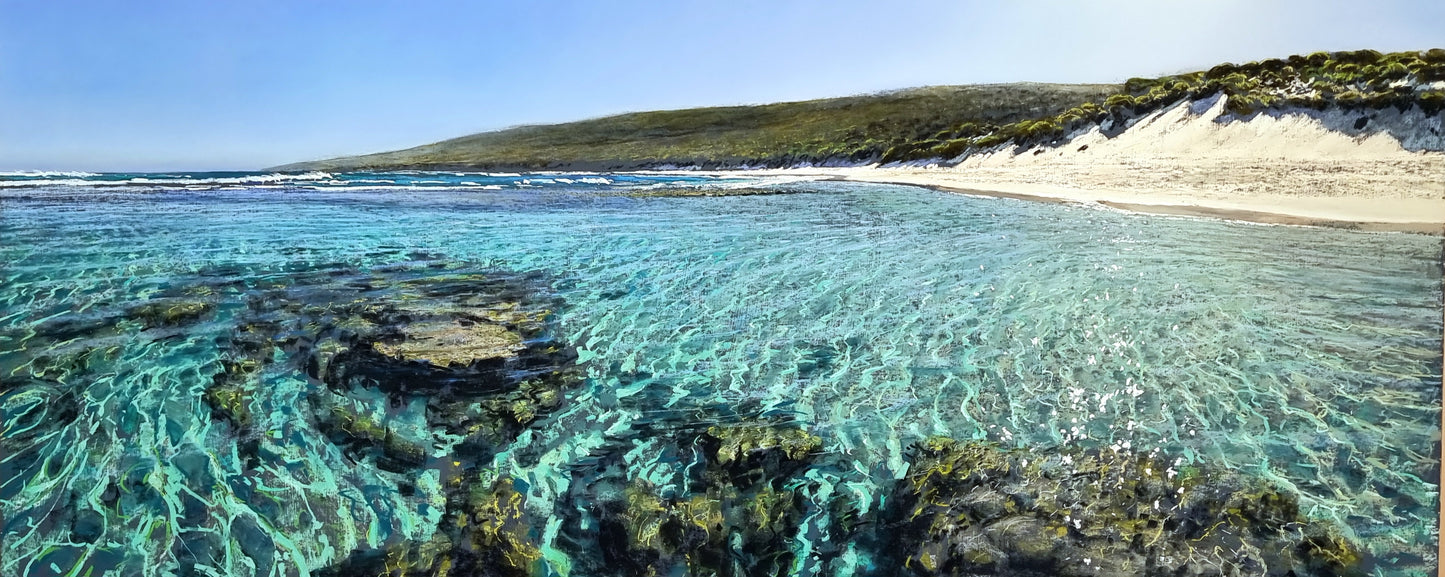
[{"left": 2, "top": 0, "right": 1442, "bottom": 171}]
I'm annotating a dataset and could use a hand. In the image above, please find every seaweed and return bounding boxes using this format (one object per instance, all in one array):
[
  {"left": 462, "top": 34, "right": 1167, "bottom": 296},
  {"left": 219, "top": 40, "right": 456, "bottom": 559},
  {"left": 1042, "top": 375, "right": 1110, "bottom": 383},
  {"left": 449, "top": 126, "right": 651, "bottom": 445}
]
[{"left": 881, "top": 438, "right": 1367, "bottom": 577}]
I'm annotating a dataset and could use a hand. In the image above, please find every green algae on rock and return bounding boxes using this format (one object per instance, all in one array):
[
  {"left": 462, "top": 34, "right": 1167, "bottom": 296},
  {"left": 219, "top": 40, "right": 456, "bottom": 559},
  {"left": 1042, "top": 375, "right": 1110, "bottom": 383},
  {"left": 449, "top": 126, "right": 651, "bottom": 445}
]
[
  {"left": 126, "top": 299, "right": 215, "bottom": 329},
  {"left": 202, "top": 359, "right": 260, "bottom": 429},
  {"left": 156, "top": 262, "right": 581, "bottom": 576},
  {"left": 557, "top": 422, "right": 821, "bottom": 577},
  {"left": 885, "top": 437, "right": 1367, "bottom": 577},
  {"left": 318, "top": 477, "right": 545, "bottom": 577},
  {"left": 372, "top": 319, "right": 526, "bottom": 366}
]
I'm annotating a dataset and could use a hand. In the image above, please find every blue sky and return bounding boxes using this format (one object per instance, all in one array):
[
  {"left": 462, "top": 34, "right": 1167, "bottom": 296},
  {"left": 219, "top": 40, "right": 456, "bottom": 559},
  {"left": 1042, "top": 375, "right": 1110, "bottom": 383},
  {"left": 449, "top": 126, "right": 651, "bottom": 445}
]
[{"left": 2, "top": 0, "right": 1442, "bottom": 171}]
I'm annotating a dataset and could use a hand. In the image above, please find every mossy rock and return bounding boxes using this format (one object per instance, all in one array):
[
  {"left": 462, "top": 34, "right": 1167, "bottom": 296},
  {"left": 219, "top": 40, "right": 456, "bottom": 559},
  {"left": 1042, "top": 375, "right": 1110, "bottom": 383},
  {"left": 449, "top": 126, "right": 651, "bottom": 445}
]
[
  {"left": 571, "top": 477, "right": 803, "bottom": 577},
  {"left": 203, "top": 359, "right": 260, "bottom": 429},
  {"left": 316, "top": 476, "right": 544, "bottom": 577},
  {"left": 203, "top": 384, "right": 252, "bottom": 429},
  {"left": 885, "top": 439, "right": 1366, "bottom": 577},
  {"left": 701, "top": 423, "right": 821, "bottom": 487},
  {"left": 126, "top": 299, "right": 214, "bottom": 329},
  {"left": 313, "top": 392, "right": 431, "bottom": 470},
  {"left": 706, "top": 424, "right": 821, "bottom": 464},
  {"left": 457, "top": 478, "right": 544, "bottom": 576},
  {"left": 556, "top": 420, "right": 822, "bottom": 577},
  {"left": 372, "top": 319, "right": 525, "bottom": 367}
]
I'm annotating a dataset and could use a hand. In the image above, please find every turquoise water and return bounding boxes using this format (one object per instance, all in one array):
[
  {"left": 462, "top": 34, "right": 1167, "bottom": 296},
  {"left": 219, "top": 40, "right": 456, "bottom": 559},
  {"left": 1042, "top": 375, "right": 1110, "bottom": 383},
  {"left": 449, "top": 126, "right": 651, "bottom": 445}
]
[{"left": 0, "top": 172, "right": 1440, "bottom": 576}]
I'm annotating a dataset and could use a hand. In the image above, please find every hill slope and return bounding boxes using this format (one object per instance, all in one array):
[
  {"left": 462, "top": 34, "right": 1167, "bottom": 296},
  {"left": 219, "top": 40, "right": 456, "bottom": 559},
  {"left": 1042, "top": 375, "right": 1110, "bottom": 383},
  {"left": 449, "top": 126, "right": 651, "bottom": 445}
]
[
  {"left": 274, "top": 83, "right": 1118, "bottom": 171},
  {"left": 278, "top": 49, "right": 1445, "bottom": 172}
]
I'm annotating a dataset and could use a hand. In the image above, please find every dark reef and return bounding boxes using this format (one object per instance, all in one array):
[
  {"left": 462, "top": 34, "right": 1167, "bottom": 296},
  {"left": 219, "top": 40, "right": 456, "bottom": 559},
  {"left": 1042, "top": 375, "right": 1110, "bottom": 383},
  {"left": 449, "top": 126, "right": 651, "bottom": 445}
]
[{"left": 0, "top": 257, "right": 1379, "bottom": 577}]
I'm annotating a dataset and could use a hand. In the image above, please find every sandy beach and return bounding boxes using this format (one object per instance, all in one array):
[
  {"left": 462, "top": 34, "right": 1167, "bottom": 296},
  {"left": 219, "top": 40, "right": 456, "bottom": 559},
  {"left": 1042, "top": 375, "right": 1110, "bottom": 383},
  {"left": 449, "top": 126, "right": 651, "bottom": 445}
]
[
  {"left": 829, "top": 161, "right": 1445, "bottom": 234},
  {"left": 751, "top": 96, "right": 1445, "bottom": 234}
]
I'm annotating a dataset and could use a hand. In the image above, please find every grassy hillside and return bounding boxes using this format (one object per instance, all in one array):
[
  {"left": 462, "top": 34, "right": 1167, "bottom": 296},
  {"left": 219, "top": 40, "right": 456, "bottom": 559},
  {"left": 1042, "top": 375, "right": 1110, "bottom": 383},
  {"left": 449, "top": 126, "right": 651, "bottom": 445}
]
[
  {"left": 275, "top": 83, "right": 1118, "bottom": 171},
  {"left": 279, "top": 49, "right": 1445, "bottom": 172},
  {"left": 882, "top": 49, "right": 1445, "bottom": 163}
]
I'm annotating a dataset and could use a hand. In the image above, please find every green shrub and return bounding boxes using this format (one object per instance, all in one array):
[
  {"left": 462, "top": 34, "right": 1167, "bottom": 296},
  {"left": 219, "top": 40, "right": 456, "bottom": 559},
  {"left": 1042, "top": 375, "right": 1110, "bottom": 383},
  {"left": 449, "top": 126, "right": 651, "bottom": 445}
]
[
  {"left": 1333, "top": 89, "right": 1367, "bottom": 109},
  {"left": 1416, "top": 62, "right": 1445, "bottom": 82},
  {"left": 1424, "top": 48, "right": 1445, "bottom": 64},
  {"left": 878, "top": 145, "right": 906, "bottom": 164},
  {"left": 973, "top": 133, "right": 1008, "bottom": 149},
  {"left": 952, "top": 122, "right": 984, "bottom": 137},
  {"left": 1418, "top": 91, "right": 1445, "bottom": 115},
  {"left": 1206, "top": 63, "right": 1238, "bottom": 79},
  {"left": 1282, "top": 95, "right": 1329, "bottom": 111},
  {"left": 931, "top": 139, "right": 972, "bottom": 159},
  {"left": 1219, "top": 72, "right": 1253, "bottom": 89},
  {"left": 1361, "top": 90, "right": 1406, "bottom": 111},
  {"left": 1104, "top": 93, "right": 1136, "bottom": 108},
  {"left": 1124, "top": 77, "right": 1158, "bottom": 94},
  {"left": 1336, "top": 49, "right": 1384, "bottom": 65},
  {"left": 1256, "top": 58, "right": 1289, "bottom": 75},
  {"left": 1225, "top": 94, "right": 1260, "bottom": 116}
]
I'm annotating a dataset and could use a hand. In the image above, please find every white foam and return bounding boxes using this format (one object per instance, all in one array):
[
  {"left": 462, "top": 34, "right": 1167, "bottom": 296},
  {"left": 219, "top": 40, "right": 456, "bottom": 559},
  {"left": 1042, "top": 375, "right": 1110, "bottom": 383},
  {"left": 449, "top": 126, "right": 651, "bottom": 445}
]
[
  {"left": 0, "top": 170, "right": 101, "bottom": 178},
  {"left": 0, "top": 179, "right": 101, "bottom": 187}
]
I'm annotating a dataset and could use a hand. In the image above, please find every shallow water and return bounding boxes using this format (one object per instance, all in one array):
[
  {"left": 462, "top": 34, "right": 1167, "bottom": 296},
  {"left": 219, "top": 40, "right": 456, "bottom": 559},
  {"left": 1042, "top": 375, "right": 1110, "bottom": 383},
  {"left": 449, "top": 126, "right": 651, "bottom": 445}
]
[{"left": 0, "top": 173, "right": 1440, "bottom": 576}]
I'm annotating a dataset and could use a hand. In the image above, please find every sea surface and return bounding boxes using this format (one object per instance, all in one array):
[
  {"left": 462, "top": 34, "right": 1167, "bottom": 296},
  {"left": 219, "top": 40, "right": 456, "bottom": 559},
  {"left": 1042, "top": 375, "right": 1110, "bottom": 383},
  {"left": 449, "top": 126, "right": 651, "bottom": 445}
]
[{"left": 0, "top": 171, "right": 1440, "bottom": 576}]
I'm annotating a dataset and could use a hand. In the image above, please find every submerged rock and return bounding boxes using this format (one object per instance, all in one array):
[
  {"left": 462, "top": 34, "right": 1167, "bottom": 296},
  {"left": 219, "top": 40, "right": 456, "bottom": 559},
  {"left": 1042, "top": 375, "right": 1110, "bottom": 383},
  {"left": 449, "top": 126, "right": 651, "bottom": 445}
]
[
  {"left": 560, "top": 422, "right": 821, "bottom": 577},
  {"left": 702, "top": 424, "right": 822, "bottom": 486},
  {"left": 191, "top": 265, "right": 585, "bottom": 575},
  {"left": 372, "top": 319, "right": 526, "bottom": 366},
  {"left": 318, "top": 477, "right": 543, "bottom": 577},
  {"left": 884, "top": 437, "right": 1367, "bottom": 577},
  {"left": 0, "top": 378, "right": 79, "bottom": 449},
  {"left": 203, "top": 359, "right": 259, "bottom": 430},
  {"left": 125, "top": 298, "right": 215, "bottom": 329},
  {"left": 312, "top": 389, "right": 433, "bottom": 471}
]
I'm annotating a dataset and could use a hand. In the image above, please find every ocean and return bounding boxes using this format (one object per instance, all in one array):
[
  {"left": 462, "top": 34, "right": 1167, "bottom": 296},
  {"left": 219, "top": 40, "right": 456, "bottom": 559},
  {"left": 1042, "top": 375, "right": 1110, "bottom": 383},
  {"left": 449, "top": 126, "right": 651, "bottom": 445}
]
[{"left": 1, "top": 171, "right": 1440, "bottom": 576}]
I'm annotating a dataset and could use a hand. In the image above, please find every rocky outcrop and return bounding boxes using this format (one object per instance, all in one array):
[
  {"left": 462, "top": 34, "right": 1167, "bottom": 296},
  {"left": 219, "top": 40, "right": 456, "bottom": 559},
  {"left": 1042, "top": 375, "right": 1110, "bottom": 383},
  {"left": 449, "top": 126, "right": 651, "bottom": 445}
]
[{"left": 883, "top": 438, "right": 1365, "bottom": 577}]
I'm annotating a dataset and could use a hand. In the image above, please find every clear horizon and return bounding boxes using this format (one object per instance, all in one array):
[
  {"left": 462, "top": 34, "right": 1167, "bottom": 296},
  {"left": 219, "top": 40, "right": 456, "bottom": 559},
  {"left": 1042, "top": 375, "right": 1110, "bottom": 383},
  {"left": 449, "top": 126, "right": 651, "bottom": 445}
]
[{"left": 3, "top": 0, "right": 1443, "bottom": 172}]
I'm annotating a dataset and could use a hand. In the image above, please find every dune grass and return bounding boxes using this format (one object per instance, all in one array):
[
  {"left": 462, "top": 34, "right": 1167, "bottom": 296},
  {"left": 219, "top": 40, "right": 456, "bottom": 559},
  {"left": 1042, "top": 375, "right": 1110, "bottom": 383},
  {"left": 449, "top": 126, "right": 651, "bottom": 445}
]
[{"left": 882, "top": 49, "right": 1445, "bottom": 163}]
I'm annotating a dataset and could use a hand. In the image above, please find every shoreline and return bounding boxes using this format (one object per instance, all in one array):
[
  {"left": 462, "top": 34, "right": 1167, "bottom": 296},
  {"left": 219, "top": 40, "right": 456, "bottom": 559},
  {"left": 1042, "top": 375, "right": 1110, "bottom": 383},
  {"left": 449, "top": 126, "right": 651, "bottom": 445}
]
[
  {"left": 678, "top": 97, "right": 1445, "bottom": 236},
  {"left": 690, "top": 164, "right": 1445, "bottom": 235},
  {"left": 833, "top": 170, "right": 1445, "bottom": 235}
]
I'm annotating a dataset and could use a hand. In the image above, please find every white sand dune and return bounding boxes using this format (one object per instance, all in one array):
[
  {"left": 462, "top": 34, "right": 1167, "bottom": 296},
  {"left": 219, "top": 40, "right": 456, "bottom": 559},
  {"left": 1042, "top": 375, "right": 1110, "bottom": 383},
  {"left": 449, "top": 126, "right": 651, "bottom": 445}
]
[{"left": 760, "top": 95, "right": 1445, "bottom": 233}]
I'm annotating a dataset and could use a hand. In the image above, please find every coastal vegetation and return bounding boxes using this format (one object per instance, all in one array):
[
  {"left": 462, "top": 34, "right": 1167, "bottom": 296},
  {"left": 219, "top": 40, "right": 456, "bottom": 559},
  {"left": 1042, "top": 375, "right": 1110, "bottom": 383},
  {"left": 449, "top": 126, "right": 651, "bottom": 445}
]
[
  {"left": 278, "top": 49, "right": 1445, "bottom": 171},
  {"left": 881, "top": 48, "right": 1445, "bottom": 163},
  {"left": 276, "top": 84, "right": 1118, "bottom": 171}
]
